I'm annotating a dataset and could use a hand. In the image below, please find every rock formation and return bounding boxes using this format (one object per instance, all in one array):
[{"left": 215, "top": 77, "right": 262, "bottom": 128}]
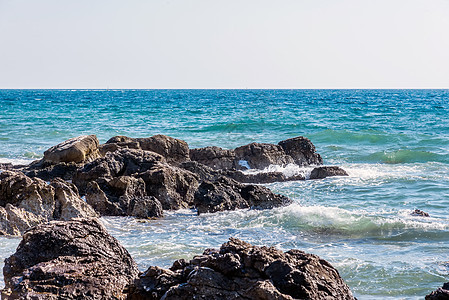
[
  {"left": 128, "top": 237, "right": 355, "bottom": 300},
  {"left": 194, "top": 176, "right": 292, "bottom": 214},
  {"left": 2, "top": 218, "right": 139, "bottom": 299},
  {"left": 4, "top": 134, "right": 349, "bottom": 222},
  {"left": 426, "top": 282, "right": 449, "bottom": 300},
  {"left": 0, "top": 170, "right": 97, "bottom": 235}
]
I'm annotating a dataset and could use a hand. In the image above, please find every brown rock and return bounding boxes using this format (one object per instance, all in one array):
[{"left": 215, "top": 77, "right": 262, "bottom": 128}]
[
  {"left": 2, "top": 218, "right": 139, "bottom": 299},
  {"left": 193, "top": 176, "right": 291, "bottom": 214},
  {"left": 190, "top": 146, "right": 236, "bottom": 170},
  {"left": 43, "top": 135, "right": 101, "bottom": 164},
  {"left": 278, "top": 136, "right": 323, "bottom": 166},
  {"left": 309, "top": 166, "right": 348, "bottom": 179},
  {"left": 234, "top": 143, "right": 294, "bottom": 170},
  {"left": 128, "top": 238, "right": 355, "bottom": 300}
]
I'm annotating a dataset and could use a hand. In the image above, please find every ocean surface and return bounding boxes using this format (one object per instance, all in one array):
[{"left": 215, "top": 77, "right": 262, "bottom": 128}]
[{"left": 1, "top": 89, "right": 448, "bottom": 298}]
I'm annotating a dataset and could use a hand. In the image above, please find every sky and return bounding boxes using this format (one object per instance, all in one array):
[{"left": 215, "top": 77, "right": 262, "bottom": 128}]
[{"left": 0, "top": 0, "right": 448, "bottom": 89}]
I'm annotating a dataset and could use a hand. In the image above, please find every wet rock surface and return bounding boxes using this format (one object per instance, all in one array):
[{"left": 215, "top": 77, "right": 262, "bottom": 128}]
[
  {"left": 2, "top": 218, "right": 139, "bottom": 299},
  {"left": 128, "top": 237, "right": 355, "bottom": 300},
  {"left": 194, "top": 176, "right": 292, "bottom": 214},
  {"left": 426, "top": 282, "right": 449, "bottom": 300},
  {"left": 309, "top": 166, "right": 349, "bottom": 180}
]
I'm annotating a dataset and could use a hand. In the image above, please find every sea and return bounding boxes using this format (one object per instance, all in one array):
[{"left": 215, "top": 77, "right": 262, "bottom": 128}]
[{"left": 0, "top": 89, "right": 448, "bottom": 299}]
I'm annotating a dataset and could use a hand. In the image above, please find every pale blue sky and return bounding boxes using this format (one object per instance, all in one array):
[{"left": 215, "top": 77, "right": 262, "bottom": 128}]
[{"left": 0, "top": 0, "right": 448, "bottom": 88}]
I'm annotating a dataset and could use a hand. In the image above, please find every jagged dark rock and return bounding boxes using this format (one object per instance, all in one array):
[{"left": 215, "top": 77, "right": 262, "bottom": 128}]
[
  {"left": 309, "top": 166, "right": 349, "bottom": 179},
  {"left": 1, "top": 218, "right": 139, "bottom": 299},
  {"left": 426, "top": 282, "right": 449, "bottom": 300},
  {"left": 278, "top": 136, "right": 323, "bottom": 166},
  {"left": 189, "top": 146, "right": 236, "bottom": 170},
  {"left": 128, "top": 238, "right": 355, "bottom": 300},
  {"left": 138, "top": 163, "right": 199, "bottom": 210},
  {"left": 234, "top": 142, "right": 294, "bottom": 170},
  {"left": 194, "top": 176, "right": 292, "bottom": 214},
  {"left": 73, "top": 148, "right": 165, "bottom": 194}
]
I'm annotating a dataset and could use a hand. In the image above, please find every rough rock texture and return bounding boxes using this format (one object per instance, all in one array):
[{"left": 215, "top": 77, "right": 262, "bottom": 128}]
[
  {"left": 2, "top": 218, "right": 139, "bottom": 299},
  {"left": 309, "top": 166, "right": 349, "bottom": 180},
  {"left": 128, "top": 238, "right": 355, "bottom": 300},
  {"left": 426, "top": 282, "right": 449, "bottom": 300},
  {"left": 103, "top": 135, "right": 190, "bottom": 164},
  {"left": 22, "top": 160, "right": 79, "bottom": 181},
  {"left": 0, "top": 171, "right": 97, "bottom": 235},
  {"left": 194, "top": 176, "right": 292, "bottom": 214},
  {"left": 75, "top": 148, "right": 197, "bottom": 212},
  {"left": 73, "top": 148, "right": 165, "bottom": 194},
  {"left": 138, "top": 163, "right": 199, "bottom": 210},
  {"left": 189, "top": 136, "right": 324, "bottom": 171},
  {"left": 43, "top": 135, "right": 101, "bottom": 164},
  {"left": 189, "top": 146, "right": 236, "bottom": 170},
  {"left": 130, "top": 196, "right": 163, "bottom": 219},
  {"left": 234, "top": 143, "right": 294, "bottom": 170},
  {"left": 278, "top": 136, "right": 323, "bottom": 166}
]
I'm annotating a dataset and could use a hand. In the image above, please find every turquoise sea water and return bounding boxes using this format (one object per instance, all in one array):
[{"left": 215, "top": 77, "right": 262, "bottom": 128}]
[{"left": 1, "top": 89, "right": 448, "bottom": 298}]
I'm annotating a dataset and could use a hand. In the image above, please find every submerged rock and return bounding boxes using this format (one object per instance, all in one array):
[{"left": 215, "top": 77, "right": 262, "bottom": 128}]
[
  {"left": 194, "top": 176, "right": 291, "bottom": 214},
  {"left": 411, "top": 209, "right": 430, "bottom": 217},
  {"left": 309, "top": 166, "right": 349, "bottom": 179},
  {"left": 128, "top": 238, "right": 355, "bottom": 300},
  {"left": 426, "top": 282, "right": 449, "bottom": 300},
  {"left": 2, "top": 218, "right": 139, "bottom": 299},
  {"left": 0, "top": 170, "right": 97, "bottom": 235}
]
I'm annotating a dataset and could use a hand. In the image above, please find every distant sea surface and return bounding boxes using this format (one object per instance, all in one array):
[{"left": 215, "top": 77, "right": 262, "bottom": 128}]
[{"left": 1, "top": 89, "right": 448, "bottom": 299}]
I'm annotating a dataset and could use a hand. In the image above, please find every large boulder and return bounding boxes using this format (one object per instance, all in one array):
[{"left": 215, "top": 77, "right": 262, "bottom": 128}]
[
  {"left": 0, "top": 171, "right": 97, "bottom": 235},
  {"left": 2, "top": 218, "right": 139, "bottom": 299},
  {"left": 234, "top": 143, "right": 294, "bottom": 170},
  {"left": 139, "top": 163, "right": 199, "bottom": 210},
  {"left": 426, "top": 282, "right": 449, "bottom": 300},
  {"left": 189, "top": 146, "right": 236, "bottom": 170},
  {"left": 128, "top": 238, "right": 355, "bottom": 300},
  {"left": 278, "top": 136, "right": 323, "bottom": 166},
  {"left": 103, "top": 135, "right": 190, "bottom": 164},
  {"left": 43, "top": 135, "right": 101, "bottom": 164},
  {"left": 194, "top": 176, "right": 292, "bottom": 214}
]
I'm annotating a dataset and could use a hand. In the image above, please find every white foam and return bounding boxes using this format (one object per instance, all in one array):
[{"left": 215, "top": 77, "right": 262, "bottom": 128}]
[
  {"left": 243, "top": 163, "right": 314, "bottom": 178},
  {"left": 238, "top": 160, "right": 250, "bottom": 169},
  {"left": 0, "top": 158, "right": 34, "bottom": 166}
]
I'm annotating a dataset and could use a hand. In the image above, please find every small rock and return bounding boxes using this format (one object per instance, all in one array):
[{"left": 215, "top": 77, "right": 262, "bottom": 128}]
[
  {"left": 309, "top": 166, "right": 349, "bottom": 179},
  {"left": 411, "top": 209, "right": 430, "bottom": 217}
]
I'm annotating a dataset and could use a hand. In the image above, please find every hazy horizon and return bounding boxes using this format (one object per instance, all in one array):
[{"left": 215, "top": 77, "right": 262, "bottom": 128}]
[{"left": 1, "top": 0, "right": 448, "bottom": 89}]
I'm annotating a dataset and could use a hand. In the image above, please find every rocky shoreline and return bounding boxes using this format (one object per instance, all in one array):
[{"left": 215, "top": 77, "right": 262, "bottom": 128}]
[
  {"left": 1, "top": 134, "right": 443, "bottom": 298},
  {"left": 1, "top": 134, "right": 347, "bottom": 235},
  {"left": 2, "top": 218, "right": 356, "bottom": 299}
]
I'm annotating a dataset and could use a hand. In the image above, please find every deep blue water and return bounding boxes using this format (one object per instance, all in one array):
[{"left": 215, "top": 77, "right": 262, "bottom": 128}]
[{"left": 1, "top": 89, "right": 448, "bottom": 298}]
